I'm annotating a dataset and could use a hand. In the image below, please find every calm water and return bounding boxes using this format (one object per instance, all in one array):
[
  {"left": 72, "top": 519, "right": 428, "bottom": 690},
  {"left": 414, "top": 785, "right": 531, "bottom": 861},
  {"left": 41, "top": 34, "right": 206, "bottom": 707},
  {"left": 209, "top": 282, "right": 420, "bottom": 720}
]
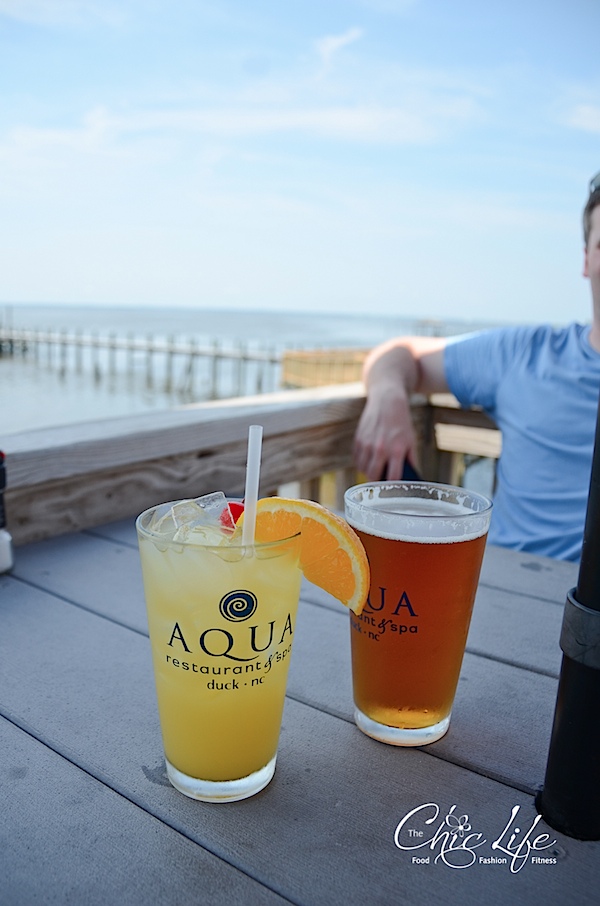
[{"left": 1, "top": 303, "right": 501, "bottom": 436}]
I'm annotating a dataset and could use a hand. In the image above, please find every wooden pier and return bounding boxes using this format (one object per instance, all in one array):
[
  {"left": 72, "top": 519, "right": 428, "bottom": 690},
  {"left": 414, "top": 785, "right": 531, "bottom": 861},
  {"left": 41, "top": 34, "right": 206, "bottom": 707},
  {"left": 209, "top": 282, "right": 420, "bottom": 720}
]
[{"left": 0, "top": 326, "right": 282, "bottom": 400}]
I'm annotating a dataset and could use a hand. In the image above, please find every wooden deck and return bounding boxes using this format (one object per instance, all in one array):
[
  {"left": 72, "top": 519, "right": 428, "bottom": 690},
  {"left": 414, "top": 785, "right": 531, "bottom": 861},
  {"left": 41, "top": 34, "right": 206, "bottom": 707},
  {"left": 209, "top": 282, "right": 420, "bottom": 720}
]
[
  {"left": 2, "top": 388, "right": 598, "bottom": 903},
  {"left": 2, "top": 516, "right": 598, "bottom": 905}
]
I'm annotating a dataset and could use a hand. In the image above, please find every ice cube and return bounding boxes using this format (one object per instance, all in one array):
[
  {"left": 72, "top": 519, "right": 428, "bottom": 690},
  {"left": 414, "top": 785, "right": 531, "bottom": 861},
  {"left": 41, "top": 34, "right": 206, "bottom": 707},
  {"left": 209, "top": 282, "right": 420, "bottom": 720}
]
[
  {"left": 193, "top": 491, "right": 235, "bottom": 528},
  {"left": 171, "top": 499, "right": 206, "bottom": 528},
  {"left": 150, "top": 507, "right": 176, "bottom": 538},
  {"left": 152, "top": 492, "right": 236, "bottom": 543}
]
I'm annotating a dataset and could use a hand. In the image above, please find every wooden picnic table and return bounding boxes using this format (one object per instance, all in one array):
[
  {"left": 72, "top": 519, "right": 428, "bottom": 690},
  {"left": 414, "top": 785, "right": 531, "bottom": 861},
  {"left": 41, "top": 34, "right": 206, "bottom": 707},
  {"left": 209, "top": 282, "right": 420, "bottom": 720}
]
[{"left": 1, "top": 518, "right": 599, "bottom": 905}]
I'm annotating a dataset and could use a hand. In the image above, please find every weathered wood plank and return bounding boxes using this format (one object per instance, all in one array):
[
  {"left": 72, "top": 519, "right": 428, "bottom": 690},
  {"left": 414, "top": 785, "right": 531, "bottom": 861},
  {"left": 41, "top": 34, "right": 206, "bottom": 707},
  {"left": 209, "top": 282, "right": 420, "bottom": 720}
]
[
  {"left": 1, "top": 578, "right": 598, "bottom": 906},
  {"left": 479, "top": 544, "right": 577, "bottom": 604},
  {"left": 430, "top": 393, "right": 498, "bottom": 430},
  {"left": 0, "top": 718, "right": 286, "bottom": 906},
  {"left": 467, "top": 585, "right": 562, "bottom": 677},
  {"left": 435, "top": 424, "right": 502, "bottom": 458},
  {"left": 8, "top": 532, "right": 148, "bottom": 632},
  {"left": 4, "top": 384, "right": 366, "bottom": 487},
  {"left": 85, "top": 516, "right": 139, "bottom": 545},
  {"left": 7, "top": 420, "right": 360, "bottom": 545}
]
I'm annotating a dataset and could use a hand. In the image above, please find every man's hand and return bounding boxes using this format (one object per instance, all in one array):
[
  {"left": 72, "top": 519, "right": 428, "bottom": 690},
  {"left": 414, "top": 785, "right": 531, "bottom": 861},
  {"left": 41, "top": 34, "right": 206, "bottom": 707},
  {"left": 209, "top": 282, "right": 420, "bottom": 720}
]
[
  {"left": 353, "top": 385, "right": 418, "bottom": 480},
  {"left": 352, "top": 336, "right": 449, "bottom": 481}
]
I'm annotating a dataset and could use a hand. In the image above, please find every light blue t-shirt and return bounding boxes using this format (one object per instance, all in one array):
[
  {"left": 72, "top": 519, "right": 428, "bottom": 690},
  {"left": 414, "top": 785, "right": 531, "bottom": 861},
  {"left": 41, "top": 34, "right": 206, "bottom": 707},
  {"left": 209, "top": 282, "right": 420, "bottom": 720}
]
[{"left": 444, "top": 323, "right": 600, "bottom": 561}]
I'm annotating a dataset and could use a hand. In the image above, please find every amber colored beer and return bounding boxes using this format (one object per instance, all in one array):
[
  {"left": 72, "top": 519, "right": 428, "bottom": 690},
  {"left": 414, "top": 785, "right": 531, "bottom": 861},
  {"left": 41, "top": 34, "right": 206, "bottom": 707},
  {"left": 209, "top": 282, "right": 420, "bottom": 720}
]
[{"left": 345, "top": 482, "right": 492, "bottom": 746}]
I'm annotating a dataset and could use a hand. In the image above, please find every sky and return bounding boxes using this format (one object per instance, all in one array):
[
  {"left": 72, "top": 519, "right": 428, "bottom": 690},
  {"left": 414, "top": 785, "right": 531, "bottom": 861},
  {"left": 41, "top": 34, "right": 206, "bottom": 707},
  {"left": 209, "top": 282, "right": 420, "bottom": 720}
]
[{"left": 1, "top": 0, "right": 599, "bottom": 325}]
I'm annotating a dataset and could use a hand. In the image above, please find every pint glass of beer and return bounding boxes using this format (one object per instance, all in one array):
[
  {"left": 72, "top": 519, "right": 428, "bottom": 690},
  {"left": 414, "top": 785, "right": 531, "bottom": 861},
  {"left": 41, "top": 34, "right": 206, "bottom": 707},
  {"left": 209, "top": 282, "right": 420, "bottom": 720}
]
[{"left": 344, "top": 481, "right": 492, "bottom": 746}]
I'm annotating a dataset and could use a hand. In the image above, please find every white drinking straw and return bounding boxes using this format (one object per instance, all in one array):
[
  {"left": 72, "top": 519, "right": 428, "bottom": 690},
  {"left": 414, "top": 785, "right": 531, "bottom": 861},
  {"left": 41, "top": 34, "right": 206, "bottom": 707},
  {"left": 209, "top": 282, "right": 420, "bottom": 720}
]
[{"left": 241, "top": 424, "right": 263, "bottom": 547}]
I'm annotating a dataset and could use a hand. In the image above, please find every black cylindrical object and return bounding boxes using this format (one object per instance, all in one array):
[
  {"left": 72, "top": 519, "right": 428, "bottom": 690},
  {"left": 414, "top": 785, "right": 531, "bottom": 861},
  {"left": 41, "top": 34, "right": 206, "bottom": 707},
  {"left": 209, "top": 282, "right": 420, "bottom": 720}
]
[
  {"left": 537, "top": 394, "right": 600, "bottom": 839},
  {"left": 578, "top": 428, "right": 600, "bottom": 608},
  {"left": 0, "top": 450, "right": 7, "bottom": 528},
  {"left": 536, "top": 593, "right": 600, "bottom": 838},
  {"left": 0, "top": 450, "right": 14, "bottom": 573}
]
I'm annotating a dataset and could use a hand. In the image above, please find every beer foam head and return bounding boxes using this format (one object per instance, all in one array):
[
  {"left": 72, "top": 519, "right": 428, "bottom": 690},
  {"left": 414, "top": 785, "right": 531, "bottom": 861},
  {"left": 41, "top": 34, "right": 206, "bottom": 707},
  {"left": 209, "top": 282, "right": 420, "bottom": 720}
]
[{"left": 344, "top": 481, "right": 492, "bottom": 543}]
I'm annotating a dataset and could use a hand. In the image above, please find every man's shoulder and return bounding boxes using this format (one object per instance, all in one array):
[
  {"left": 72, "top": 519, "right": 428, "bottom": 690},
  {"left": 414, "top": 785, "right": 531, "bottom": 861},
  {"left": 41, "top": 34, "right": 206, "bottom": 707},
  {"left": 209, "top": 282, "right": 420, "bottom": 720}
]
[
  {"left": 527, "top": 322, "right": 598, "bottom": 365},
  {"left": 448, "top": 322, "right": 590, "bottom": 359},
  {"left": 443, "top": 322, "right": 596, "bottom": 409},
  {"left": 446, "top": 323, "right": 537, "bottom": 361}
]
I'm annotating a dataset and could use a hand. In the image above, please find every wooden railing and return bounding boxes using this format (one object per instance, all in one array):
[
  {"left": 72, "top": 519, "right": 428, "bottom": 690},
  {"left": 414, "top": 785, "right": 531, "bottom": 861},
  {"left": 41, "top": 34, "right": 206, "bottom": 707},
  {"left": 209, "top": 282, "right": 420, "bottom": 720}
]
[{"left": 3, "top": 384, "right": 499, "bottom": 545}]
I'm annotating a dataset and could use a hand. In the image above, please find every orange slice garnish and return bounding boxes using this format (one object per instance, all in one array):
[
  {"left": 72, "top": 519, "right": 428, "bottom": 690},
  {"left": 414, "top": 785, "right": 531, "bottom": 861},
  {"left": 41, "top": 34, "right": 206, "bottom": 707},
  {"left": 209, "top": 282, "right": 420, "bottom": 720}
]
[{"left": 235, "top": 497, "right": 369, "bottom": 614}]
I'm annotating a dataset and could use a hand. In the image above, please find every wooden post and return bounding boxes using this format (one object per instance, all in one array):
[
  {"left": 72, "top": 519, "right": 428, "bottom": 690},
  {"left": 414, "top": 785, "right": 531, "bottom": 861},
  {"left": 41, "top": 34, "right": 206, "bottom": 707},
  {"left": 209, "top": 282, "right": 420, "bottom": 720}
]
[
  {"left": 299, "top": 477, "right": 321, "bottom": 502},
  {"left": 256, "top": 349, "right": 265, "bottom": 395},
  {"left": 59, "top": 330, "right": 68, "bottom": 379},
  {"left": 209, "top": 339, "right": 220, "bottom": 399},
  {"left": 164, "top": 335, "right": 174, "bottom": 394},
  {"left": 126, "top": 333, "right": 135, "bottom": 386},
  {"left": 146, "top": 334, "right": 154, "bottom": 390},
  {"left": 179, "top": 338, "right": 196, "bottom": 399},
  {"left": 108, "top": 332, "right": 117, "bottom": 380},
  {"left": 234, "top": 342, "right": 244, "bottom": 397},
  {"left": 267, "top": 345, "right": 277, "bottom": 392},
  {"left": 75, "top": 331, "right": 83, "bottom": 373},
  {"left": 92, "top": 332, "right": 101, "bottom": 383}
]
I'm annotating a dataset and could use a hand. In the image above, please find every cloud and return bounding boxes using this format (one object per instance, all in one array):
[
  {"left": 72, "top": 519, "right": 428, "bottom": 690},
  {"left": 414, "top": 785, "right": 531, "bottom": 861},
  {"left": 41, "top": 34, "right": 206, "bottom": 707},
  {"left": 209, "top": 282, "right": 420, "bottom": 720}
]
[
  {"left": 99, "top": 96, "right": 478, "bottom": 145},
  {"left": 567, "top": 104, "right": 600, "bottom": 134},
  {"left": 315, "top": 27, "right": 364, "bottom": 75},
  {"left": 0, "top": 89, "right": 480, "bottom": 183},
  {"left": 1, "top": 108, "right": 118, "bottom": 157},
  {"left": 0, "top": 0, "right": 123, "bottom": 27}
]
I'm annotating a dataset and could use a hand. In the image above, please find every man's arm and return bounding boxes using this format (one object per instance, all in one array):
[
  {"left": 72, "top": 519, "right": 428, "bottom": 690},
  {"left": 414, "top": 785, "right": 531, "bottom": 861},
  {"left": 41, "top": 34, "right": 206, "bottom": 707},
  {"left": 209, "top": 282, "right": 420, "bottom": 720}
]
[{"left": 353, "top": 336, "right": 449, "bottom": 480}]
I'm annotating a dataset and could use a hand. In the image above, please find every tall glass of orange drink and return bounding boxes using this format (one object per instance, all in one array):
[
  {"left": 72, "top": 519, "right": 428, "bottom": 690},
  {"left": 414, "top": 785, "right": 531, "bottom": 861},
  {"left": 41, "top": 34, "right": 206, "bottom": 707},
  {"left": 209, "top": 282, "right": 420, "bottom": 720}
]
[
  {"left": 344, "top": 481, "right": 492, "bottom": 746},
  {"left": 137, "top": 497, "right": 302, "bottom": 802}
]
